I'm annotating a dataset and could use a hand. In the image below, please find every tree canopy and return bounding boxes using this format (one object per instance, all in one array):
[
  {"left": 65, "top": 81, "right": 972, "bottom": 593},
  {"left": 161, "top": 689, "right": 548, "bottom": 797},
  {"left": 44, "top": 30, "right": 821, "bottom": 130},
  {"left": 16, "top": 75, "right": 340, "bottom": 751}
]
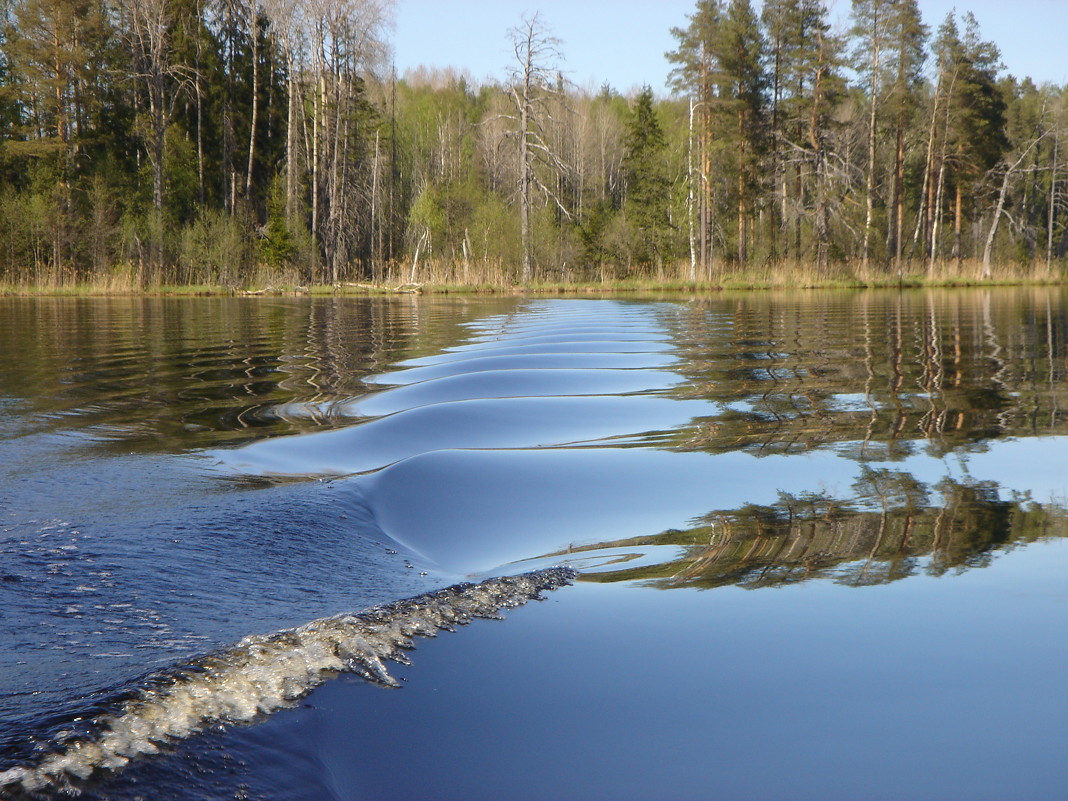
[{"left": 0, "top": 0, "right": 1065, "bottom": 288}]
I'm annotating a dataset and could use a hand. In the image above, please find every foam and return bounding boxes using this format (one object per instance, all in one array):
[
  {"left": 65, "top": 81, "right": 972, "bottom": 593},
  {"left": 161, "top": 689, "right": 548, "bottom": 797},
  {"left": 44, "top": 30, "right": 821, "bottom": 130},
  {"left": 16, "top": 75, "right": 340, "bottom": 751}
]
[{"left": 0, "top": 567, "right": 576, "bottom": 796}]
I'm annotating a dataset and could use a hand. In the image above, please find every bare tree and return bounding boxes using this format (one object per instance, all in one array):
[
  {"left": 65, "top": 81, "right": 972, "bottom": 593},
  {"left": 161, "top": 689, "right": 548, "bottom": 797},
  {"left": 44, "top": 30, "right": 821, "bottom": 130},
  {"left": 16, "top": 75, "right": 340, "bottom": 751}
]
[
  {"left": 982, "top": 124, "right": 1057, "bottom": 276},
  {"left": 262, "top": 0, "right": 305, "bottom": 224},
  {"left": 505, "top": 13, "right": 570, "bottom": 281},
  {"left": 121, "top": 0, "right": 196, "bottom": 278},
  {"left": 122, "top": 0, "right": 192, "bottom": 215},
  {"left": 264, "top": 0, "right": 392, "bottom": 280},
  {"left": 244, "top": 0, "right": 259, "bottom": 197}
]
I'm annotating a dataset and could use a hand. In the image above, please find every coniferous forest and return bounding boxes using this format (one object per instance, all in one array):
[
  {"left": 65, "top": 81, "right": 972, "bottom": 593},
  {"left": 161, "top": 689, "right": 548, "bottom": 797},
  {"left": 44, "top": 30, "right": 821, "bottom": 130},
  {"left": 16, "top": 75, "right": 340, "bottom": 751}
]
[{"left": 0, "top": 0, "right": 1066, "bottom": 289}]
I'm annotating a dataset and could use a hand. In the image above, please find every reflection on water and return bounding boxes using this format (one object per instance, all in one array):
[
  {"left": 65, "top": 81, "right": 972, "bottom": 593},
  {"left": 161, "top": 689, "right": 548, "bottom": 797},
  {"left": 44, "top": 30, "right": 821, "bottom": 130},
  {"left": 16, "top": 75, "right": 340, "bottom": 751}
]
[
  {"left": 505, "top": 289, "right": 1068, "bottom": 587},
  {"left": 670, "top": 289, "right": 1068, "bottom": 457},
  {"left": 0, "top": 296, "right": 515, "bottom": 449},
  {"left": 3, "top": 289, "right": 1068, "bottom": 800},
  {"left": 555, "top": 473, "right": 1055, "bottom": 588},
  {"left": 4, "top": 290, "right": 1068, "bottom": 582}
]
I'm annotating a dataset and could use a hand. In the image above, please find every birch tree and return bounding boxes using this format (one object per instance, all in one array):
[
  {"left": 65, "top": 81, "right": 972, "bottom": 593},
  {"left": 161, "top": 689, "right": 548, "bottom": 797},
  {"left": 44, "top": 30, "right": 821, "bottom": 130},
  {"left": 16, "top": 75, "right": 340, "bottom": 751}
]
[
  {"left": 122, "top": 0, "right": 196, "bottom": 274},
  {"left": 291, "top": 0, "right": 392, "bottom": 280}
]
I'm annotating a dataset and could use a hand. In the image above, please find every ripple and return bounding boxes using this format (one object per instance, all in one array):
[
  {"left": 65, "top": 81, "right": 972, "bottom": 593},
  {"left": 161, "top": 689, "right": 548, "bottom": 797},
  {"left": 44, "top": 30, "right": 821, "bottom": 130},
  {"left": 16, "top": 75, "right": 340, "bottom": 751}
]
[
  {"left": 210, "top": 395, "right": 716, "bottom": 477},
  {"left": 367, "top": 351, "right": 681, "bottom": 385}
]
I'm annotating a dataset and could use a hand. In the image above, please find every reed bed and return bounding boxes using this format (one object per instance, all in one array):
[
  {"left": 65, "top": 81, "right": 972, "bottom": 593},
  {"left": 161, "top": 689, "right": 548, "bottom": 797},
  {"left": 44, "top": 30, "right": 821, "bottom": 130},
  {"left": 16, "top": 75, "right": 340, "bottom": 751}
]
[{"left": 2, "top": 257, "right": 1065, "bottom": 296}]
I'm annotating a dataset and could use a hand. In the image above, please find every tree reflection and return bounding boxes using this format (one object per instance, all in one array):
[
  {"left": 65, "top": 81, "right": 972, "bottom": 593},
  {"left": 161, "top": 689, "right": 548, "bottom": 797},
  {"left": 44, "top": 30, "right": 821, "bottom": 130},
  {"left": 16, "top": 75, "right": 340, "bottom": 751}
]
[
  {"left": 0, "top": 296, "right": 512, "bottom": 452},
  {"left": 668, "top": 288, "right": 1068, "bottom": 460},
  {"left": 562, "top": 474, "right": 1063, "bottom": 589}
]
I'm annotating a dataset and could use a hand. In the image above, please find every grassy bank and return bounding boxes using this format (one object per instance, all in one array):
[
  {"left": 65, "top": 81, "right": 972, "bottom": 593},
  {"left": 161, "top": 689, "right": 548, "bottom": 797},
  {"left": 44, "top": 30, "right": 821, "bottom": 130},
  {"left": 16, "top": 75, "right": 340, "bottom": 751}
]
[{"left": 2, "top": 257, "right": 1065, "bottom": 297}]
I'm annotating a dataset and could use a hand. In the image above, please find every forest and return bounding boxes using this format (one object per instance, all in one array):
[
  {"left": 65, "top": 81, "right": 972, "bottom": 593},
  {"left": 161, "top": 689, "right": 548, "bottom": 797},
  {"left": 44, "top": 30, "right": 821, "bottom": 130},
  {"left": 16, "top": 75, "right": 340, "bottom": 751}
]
[{"left": 0, "top": 0, "right": 1065, "bottom": 289}]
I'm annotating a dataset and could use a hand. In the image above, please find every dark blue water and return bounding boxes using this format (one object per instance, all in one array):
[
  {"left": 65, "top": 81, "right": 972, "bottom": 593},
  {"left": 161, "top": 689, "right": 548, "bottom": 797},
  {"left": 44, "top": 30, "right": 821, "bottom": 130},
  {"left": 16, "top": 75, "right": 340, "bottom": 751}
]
[{"left": 1, "top": 293, "right": 1067, "bottom": 799}]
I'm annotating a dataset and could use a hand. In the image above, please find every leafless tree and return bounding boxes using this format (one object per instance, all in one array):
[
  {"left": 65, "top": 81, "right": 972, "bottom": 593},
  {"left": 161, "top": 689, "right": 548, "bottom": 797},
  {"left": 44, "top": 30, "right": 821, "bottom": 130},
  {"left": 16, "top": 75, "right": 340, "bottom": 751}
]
[
  {"left": 262, "top": 0, "right": 393, "bottom": 280},
  {"left": 121, "top": 0, "right": 193, "bottom": 215},
  {"left": 504, "top": 13, "right": 571, "bottom": 281}
]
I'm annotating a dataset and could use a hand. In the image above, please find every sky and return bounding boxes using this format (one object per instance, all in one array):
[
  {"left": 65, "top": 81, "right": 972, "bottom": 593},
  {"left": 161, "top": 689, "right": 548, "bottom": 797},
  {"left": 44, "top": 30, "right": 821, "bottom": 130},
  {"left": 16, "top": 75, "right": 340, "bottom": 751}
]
[{"left": 392, "top": 0, "right": 1068, "bottom": 94}]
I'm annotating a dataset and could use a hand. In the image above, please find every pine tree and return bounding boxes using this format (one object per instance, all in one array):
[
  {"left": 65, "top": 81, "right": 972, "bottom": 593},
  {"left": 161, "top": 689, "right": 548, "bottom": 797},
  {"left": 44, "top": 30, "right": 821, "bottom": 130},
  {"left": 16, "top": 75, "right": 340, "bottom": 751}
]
[
  {"left": 668, "top": 0, "right": 725, "bottom": 273},
  {"left": 763, "top": 0, "right": 844, "bottom": 265},
  {"left": 622, "top": 86, "right": 670, "bottom": 272},
  {"left": 883, "top": 0, "right": 927, "bottom": 270},
  {"left": 760, "top": 0, "right": 795, "bottom": 259},
  {"left": 0, "top": 0, "right": 14, "bottom": 150},
  {"left": 5, "top": 0, "right": 108, "bottom": 149},
  {"left": 795, "top": 1, "right": 845, "bottom": 269},
  {"left": 669, "top": 0, "right": 768, "bottom": 267},
  {"left": 3, "top": 0, "right": 112, "bottom": 271},
  {"left": 937, "top": 12, "right": 1008, "bottom": 263},
  {"left": 716, "top": 0, "right": 770, "bottom": 265},
  {"left": 850, "top": 0, "right": 886, "bottom": 269}
]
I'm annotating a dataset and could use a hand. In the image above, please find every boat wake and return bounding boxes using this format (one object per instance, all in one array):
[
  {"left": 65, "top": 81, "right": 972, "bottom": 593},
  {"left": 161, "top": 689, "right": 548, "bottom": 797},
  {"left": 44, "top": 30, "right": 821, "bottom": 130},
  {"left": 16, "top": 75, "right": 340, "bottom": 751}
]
[{"left": 0, "top": 567, "right": 575, "bottom": 798}]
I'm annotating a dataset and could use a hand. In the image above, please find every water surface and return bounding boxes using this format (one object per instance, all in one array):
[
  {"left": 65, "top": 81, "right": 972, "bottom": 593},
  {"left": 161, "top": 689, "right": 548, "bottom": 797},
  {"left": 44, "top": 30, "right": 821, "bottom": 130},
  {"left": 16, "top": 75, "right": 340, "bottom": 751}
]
[{"left": 1, "top": 291, "right": 1066, "bottom": 799}]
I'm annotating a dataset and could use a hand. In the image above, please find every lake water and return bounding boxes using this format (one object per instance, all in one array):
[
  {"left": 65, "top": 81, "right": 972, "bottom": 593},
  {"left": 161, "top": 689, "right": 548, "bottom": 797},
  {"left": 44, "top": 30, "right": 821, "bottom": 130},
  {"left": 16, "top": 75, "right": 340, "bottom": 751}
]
[{"left": 0, "top": 291, "right": 1066, "bottom": 800}]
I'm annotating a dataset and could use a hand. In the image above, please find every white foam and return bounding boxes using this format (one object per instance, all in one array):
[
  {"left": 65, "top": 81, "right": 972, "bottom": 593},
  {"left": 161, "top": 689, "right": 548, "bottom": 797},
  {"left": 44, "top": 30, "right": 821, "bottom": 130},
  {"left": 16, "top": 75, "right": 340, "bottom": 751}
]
[{"left": 0, "top": 567, "right": 575, "bottom": 796}]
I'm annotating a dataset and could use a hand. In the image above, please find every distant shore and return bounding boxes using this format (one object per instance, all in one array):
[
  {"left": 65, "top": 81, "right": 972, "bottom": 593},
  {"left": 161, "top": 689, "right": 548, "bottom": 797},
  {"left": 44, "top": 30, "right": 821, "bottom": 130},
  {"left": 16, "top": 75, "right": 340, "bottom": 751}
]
[{"left": 2, "top": 260, "right": 1065, "bottom": 298}]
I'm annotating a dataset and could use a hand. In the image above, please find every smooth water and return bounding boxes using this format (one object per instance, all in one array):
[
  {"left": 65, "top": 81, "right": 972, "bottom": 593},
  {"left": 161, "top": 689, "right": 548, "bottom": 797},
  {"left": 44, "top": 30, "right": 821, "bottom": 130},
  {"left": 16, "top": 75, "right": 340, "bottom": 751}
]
[{"left": 1, "top": 292, "right": 1066, "bottom": 799}]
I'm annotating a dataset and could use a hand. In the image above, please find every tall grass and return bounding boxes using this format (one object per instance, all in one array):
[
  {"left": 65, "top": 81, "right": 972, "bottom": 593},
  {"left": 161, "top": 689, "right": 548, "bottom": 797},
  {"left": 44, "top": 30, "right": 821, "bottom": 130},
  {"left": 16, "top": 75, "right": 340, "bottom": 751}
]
[
  {"left": 385, "top": 255, "right": 1068, "bottom": 292},
  {"left": 0, "top": 265, "right": 142, "bottom": 296},
  {"left": 2, "top": 255, "right": 1065, "bottom": 296}
]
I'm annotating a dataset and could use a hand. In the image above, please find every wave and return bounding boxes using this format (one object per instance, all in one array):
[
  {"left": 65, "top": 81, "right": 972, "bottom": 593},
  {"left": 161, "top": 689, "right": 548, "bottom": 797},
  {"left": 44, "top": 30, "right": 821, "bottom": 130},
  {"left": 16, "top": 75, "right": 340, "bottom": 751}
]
[
  {"left": 0, "top": 567, "right": 576, "bottom": 798},
  {"left": 366, "top": 351, "right": 681, "bottom": 386}
]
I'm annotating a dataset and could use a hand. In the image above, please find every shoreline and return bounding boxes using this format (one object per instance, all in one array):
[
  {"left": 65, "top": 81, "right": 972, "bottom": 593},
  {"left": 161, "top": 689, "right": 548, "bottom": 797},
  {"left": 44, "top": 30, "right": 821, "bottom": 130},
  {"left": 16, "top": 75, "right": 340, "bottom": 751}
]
[{"left": 2, "top": 272, "right": 1066, "bottom": 298}]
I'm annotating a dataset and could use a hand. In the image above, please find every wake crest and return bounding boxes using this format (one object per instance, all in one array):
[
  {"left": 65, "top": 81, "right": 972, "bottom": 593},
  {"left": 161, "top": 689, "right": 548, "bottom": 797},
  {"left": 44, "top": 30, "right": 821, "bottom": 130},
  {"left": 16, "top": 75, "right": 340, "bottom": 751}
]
[{"left": 0, "top": 567, "right": 576, "bottom": 797}]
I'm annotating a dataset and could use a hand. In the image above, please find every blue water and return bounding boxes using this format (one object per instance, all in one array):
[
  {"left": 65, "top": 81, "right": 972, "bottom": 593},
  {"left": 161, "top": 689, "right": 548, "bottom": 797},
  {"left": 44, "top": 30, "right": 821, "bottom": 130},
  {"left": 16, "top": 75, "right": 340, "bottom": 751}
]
[{"left": 1, "top": 294, "right": 1067, "bottom": 799}]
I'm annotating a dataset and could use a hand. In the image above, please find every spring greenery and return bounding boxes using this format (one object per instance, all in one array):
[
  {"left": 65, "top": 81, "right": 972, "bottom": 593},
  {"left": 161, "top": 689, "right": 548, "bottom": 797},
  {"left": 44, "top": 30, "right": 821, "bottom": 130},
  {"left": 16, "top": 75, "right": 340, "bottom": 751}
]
[{"left": 0, "top": 0, "right": 1066, "bottom": 290}]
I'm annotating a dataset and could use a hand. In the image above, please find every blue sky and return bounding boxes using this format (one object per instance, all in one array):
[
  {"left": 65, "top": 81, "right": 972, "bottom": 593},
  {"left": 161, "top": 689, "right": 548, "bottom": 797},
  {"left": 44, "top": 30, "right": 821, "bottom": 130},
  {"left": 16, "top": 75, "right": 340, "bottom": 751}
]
[{"left": 392, "top": 0, "right": 1068, "bottom": 93}]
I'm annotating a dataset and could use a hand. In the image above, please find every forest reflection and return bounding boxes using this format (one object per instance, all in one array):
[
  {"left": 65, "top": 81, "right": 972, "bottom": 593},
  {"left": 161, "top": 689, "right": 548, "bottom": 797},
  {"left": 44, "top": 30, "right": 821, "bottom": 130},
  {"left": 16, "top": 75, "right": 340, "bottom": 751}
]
[
  {"left": 0, "top": 295, "right": 505, "bottom": 450},
  {"left": 567, "top": 288, "right": 1068, "bottom": 589},
  {"left": 3, "top": 289, "right": 1066, "bottom": 458},
  {"left": 558, "top": 471, "right": 1063, "bottom": 589},
  {"left": 3, "top": 290, "right": 1068, "bottom": 588},
  {"left": 667, "top": 288, "right": 1068, "bottom": 459}
]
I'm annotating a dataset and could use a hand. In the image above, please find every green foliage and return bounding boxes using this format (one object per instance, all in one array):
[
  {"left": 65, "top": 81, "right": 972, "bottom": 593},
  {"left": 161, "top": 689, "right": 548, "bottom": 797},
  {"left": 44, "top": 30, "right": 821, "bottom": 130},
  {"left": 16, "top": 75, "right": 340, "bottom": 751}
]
[
  {"left": 667, "top": 0, "right": 726, "bottom": 98},
  {"left": 78, "top": 174, "right": 122, "bottom": 274},
  {"left": 0, "top": 0, "right": 1063, "bottom": 287},
  {"left": 257, "top": 174, "right": 295, "bottom": 270},
  {"left": 669, "top": 0, "right": 772, "bottom": 265},
  {"left": 579, "top": 200, "right": 617, "bottom": 269},
  {"left": 944, "top": 13, "right": 1010, "bottom": 182},
  {"left": 178, "top": 209, "right": 251, "bottom": 287},
  {"left": 623, "top": 87, "right": 672, "bottom": 268},
  {"left": 164, "top": 124, "right": 200, "bottom": 225},
  {"left": 469, "top": 192, "right": 520, "bottom": 267}
]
